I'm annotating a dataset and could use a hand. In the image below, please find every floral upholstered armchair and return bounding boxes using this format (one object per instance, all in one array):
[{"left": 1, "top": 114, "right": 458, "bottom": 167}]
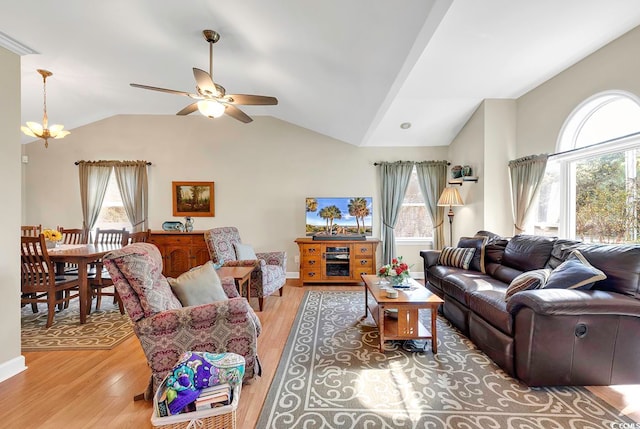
[
  {"left": 103, "top": 243, "right": 262, "bottom": 398},
  {"left": 204, "top": 227, "right": 286, "bottom": 311}
]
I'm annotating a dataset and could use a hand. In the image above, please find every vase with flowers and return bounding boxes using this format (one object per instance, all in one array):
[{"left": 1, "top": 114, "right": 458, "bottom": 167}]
[
  {"left": 42, "top": 228, "right": 62, "bottom": 249},
  {"left": 377, "top": 256, "right": 411, "bottom": 287}
]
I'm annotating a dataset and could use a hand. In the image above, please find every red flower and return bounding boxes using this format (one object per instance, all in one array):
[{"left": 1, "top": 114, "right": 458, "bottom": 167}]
[{"left": 392, "top": 258, "right": 398, "bottom": 264}]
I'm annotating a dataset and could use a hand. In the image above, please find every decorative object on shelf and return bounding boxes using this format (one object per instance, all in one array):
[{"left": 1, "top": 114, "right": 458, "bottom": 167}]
[
  {"left": 462, "top": 165, "right": 472, "bottom": 176},
  {"left": 437, "top": 187, "right": 464, "bottom": 247},
  {"left": 451, "top": 165, "right": 463, "bottom": 178},
  {"left": 42, "top": 228, "right": 62, "bottom": 248},
  {"left": 377, "top": 256, "right": 411, "bottom": 287},
  {"left": 184, "top": 216, "right": 194, "bottom": 232},
  {"left": 21, "top": 69, "right": 70, "bottom": 148},
  {"left": 172, "top": 181, "right": 215, "bottom": 217},
  {"left": 162, "top": 221, "right": 184, "bottom": 231}
]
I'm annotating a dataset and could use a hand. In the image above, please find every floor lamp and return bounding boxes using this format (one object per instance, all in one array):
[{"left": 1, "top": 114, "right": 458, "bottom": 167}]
[{"left": 437, "top": 187, "right": 464, "bottom": 247}]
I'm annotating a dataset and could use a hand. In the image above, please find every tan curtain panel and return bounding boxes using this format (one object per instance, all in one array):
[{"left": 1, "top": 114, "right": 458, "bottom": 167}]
[
  {"left": 113, "top": 161, "right": 149, "bottom": 232},
  {"left": 78, "top": 161, "right": 112, "bottom": 231},
  {"left": 508, "top": 154, "right": 549, "bottom": 234},
  {"left": 415, "top": 161, "right": 448, "bottom": 250}
]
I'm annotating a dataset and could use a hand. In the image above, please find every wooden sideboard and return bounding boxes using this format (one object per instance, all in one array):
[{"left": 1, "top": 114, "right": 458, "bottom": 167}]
[
  {"left": 295, "top": 237, "right": 380, "bottom": 285},
  {"left": 149, "top": 231, "right": 210, "bottom": 278}
]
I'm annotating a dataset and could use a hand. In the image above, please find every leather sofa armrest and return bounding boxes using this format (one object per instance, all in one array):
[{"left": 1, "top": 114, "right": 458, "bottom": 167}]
[
  {"left": 507, "top": 288, "right": 640, "bottom": 317},
  {"left": 420, "top": 250, "right": 441, "bottom": 269}
]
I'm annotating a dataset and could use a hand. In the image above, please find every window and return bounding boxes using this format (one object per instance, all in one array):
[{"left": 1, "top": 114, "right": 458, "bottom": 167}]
[
  {"left": 93, "top": 171, "right": 131, "bottom": 233},
  {"left": 531, "top": 91, "right": 640, "bottom": 243},
  {"left": 395, "top": 166, "right": 434, "bottom": 243}
]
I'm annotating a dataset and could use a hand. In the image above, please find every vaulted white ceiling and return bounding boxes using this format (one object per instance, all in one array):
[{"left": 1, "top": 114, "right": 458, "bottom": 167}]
[{"left": 3, "top": 0, "right": 640, "bottom": 147}]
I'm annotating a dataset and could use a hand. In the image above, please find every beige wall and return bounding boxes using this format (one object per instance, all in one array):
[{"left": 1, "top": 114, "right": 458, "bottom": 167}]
[
  {"left": 23, "top": 115, "right": 448, "bottom": 274},
  {"left": 448, "top": 26, "right": 640, "bottom": 240},
  {"left": 447, "top": 99, "right": 516, "bottom": 241},
  {"left": 483, "top": 99, "right": 516, "bottom": 236},
  {"left": 447, "top": 103, "right": 485, "bottom": 242},
  {"left": 0, "top": 46, "right": 26, "bottom": 381},
  {"left": 517, "top": 25, "right": 640, "bottom": 157}
]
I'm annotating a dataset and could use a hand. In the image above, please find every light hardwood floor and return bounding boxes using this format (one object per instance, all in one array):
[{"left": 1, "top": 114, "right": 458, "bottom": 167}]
[{"left": 1, "top": 282, "right": 638, "bottom": 428}]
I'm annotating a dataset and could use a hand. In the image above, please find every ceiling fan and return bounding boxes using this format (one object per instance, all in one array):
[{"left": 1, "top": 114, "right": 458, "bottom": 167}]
[{"left": 130, "top": 29, "right": 277, "bottom": 123}]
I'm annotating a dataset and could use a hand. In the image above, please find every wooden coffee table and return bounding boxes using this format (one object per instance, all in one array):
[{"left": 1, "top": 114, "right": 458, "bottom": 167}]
[
  {"left": 361, "top": 274, "right": 444, "bottom": 353},
  {"left": 217, "top": 266, "right": 254, "bottom": 302}
]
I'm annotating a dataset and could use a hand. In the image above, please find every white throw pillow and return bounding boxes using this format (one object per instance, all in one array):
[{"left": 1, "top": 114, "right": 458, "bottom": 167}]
[
  {"left": 234, "top": 242, "right": 257, "bottom": 260},
  {"left": 168, "top": 261, "right": 228, "bottom": 306}
]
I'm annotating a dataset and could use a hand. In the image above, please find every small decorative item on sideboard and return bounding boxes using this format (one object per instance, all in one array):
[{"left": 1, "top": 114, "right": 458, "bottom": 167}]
[
  {"left": 462, "top": 165, "right": 472, "bottom": 176},
  {"left": 451, "top": 165, "right": 463, "bottom": 178},
  {"left": 184, "top": 216, "right": 194, "bottom": 232}
]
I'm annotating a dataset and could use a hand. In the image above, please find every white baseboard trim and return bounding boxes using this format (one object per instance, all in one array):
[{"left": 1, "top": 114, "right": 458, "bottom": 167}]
[{"left": 0, "top": 355, "right": 27, "bottom": 384}]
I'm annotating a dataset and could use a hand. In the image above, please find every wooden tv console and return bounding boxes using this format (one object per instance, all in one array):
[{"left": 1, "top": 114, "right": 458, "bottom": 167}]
[{"left": 295, "top": 237, "right": 380, "bottom": 285}]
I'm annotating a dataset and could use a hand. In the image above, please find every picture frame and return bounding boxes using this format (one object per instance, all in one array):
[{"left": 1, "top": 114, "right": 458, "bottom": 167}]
[{"left": 172, "top": 181, "right": 215, "bottom": 217}]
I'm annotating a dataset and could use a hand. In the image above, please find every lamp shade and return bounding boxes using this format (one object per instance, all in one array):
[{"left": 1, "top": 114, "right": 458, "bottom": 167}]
[{"left": 437, "top": 187, "right": 464, "bottom": 206}]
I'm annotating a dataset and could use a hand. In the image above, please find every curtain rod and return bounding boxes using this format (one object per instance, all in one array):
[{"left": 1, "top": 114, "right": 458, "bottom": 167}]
[
  {"left": 548, "top": 131, "right": 640, "bottom": 159},
  {"left": 74, "top": 161, "right": 152, "bottom": 165},
  {"left": 373, "top": 161, "right": 450, "bottom": 166}
]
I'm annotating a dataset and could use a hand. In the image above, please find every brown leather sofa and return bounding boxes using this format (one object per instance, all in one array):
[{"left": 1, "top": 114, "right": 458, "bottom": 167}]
[{"left": 420, "top": 231, "right": 640, "bottom": 386}]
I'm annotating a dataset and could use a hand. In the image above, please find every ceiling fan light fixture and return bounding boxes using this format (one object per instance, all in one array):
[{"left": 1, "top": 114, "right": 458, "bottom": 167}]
[
  {"left": 197, "top": 99, "right": 225, "bottom": 118},
  {"left": 22, "top": 69, "right": 69, "bottom": 148}
]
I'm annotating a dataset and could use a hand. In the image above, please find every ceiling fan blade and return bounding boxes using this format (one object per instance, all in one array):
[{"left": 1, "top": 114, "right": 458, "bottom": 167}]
[
  {"left": 130, "top": 83, "right": 194, "bottom": 97},
  {"left": 177, "top": 102, "right": 199, "bottom": 116},
  {"left": 224, "top": 104, "right": 253, "bottom": 123},
  {"left": 193, "top": 68, "right": 218, "bottom": 96},
  {"left": 226, "top": 94, "right": 278, "bottom": 105}
]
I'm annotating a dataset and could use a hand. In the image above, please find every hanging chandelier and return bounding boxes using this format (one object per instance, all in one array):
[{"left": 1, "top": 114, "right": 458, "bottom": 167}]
[{"left": 21, "top": 69, "right": 70, "bottom": 148}]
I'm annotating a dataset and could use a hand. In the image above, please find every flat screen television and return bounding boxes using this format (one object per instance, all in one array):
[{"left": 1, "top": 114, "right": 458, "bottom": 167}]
[{"left": 305, "top": 197, "right": 373, "bottom": 237}]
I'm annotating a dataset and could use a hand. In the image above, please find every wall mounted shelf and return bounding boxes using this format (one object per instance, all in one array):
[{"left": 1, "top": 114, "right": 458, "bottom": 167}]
[{"left": 448, "top": 176, "right": 478, "bottom": 185}]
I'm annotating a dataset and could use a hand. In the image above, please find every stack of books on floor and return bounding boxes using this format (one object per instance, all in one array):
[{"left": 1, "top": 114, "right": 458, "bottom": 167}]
[{"left": 156, "top": 383, "right": 233, "bottom": 417}]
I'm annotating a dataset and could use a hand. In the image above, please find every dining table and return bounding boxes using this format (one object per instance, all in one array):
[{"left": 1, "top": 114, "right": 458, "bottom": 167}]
[{"left": 47, "top": 243, "right": 123, "bottom": 324}]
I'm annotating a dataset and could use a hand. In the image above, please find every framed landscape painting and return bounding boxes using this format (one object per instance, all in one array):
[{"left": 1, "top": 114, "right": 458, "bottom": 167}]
[{"left": 172, "top": 181, "right": 215, "bottom": 217}]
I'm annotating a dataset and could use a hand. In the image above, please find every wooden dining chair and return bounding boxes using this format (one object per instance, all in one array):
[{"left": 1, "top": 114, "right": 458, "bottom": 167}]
[
  {"left": 128, "top": 229, "right": 151, "bottom": 245},
  {"left": 56, "top": 227, "right": 90, "bottom": 276},
  {"left": 91, "top": 228, "right": 129, "bottom": 313},
  {"left": 21, "top": 224, "right": 42, "bottom": 237},
  {"left": 58, "top": 227, "right": 89, "bottom": 244},
  {"left": 94, "top": 228, "right": 130, "bottom": 246},
  {"left": 21, "top": 235, "right": 80, "bottom": 327}
]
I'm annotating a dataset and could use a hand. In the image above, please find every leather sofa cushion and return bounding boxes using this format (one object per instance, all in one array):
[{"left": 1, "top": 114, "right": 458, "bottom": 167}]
[
  {"left": 485, "top": 263, "right": 523, "bottom": 285},
  {"left": 546, "top": 239, "right": 582, "bottom": 269},
  {"left": 577, "top": 244, "right": 640, "bottom": 298},
  {"left": 469, "top": 287, "right": 513, "bottom": 335},
  {"left": 457, "top": 236, "right": 487, "bottom": 272},
  {"left": 441, "top": 272, "right": 506, "bottom": 306},
  {"left": 502, "top": 234, "right": 555, "bottom": 271}
]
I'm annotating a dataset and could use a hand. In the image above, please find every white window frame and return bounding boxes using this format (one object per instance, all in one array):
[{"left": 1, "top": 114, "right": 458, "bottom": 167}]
[
  {"left": 553, "top": 90, "right": 640, "bottom": 239},
  {"left": 395, "top": 166, "right": 434, "bottom": 246}
]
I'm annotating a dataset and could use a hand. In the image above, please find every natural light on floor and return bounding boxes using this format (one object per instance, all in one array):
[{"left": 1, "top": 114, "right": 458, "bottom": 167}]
[{"left": 356, "top": 359, "right": 422, "bottom": 422}]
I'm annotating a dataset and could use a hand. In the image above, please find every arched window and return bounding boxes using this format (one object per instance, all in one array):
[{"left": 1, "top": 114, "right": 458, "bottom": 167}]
[{"left": 533, "top": 90, "right": 640, "bottom": 243}]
